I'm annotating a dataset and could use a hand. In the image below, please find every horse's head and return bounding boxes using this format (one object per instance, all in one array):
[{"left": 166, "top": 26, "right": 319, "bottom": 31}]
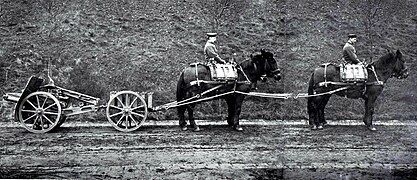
[
  {"left": 251, "top": 49, "right": 281, "bottom": 81},
  {"left": 391, "top": 50, "right": 408, "bottom": 79}
]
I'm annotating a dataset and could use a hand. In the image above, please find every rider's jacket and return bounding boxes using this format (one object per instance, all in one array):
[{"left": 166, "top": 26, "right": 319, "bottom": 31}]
[
  {"left": 343, "top": 42, "right": 361, "bottom": 64},
  {"left": 204, "top": 41, "right": 224, "bottom": 64}
]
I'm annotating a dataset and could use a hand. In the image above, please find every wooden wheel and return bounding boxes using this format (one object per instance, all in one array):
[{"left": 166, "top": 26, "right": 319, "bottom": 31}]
[
  {"left": 18, "top": 92, "right": 61, "bottom": 133},
  {"left": 106, "top": 91, "right": 148, "bottom": 132}
]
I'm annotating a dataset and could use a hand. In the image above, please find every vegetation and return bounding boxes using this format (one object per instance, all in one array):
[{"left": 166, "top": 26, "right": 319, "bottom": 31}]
[{"left": 1, "top": 0, "right": 416, "bottom": 122}]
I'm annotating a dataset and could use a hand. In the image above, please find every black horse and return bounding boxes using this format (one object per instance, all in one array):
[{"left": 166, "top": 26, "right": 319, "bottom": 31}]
[
  {"left": 176, "top": 49, "right": 281, "bottom": 131},
  {"left": 307, "top": 49, "right": 408, "bottom": 131}
]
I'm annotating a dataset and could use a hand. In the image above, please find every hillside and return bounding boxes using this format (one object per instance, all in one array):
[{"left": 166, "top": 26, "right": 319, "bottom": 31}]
[{"left": 1, "top": 0, "right": 416, "bottom": 122}]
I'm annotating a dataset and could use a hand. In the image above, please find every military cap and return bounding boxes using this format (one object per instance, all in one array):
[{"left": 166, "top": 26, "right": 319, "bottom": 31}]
[
  {"left": 207, "top": 32, "right": 217, "bottom": 37},
  {"left": 348, "top": 34, "right": 357, "bottom": 38}
]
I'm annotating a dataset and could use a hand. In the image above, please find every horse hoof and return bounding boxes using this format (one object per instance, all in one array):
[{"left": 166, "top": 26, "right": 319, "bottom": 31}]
[
  {"left": 317, "top": 125, "right": 323, "bottom": 130},
  {"left": 367, "top": 126, "right": 376, "bottom": 131},
  {"left": 193, "top": 126, "right": 201, "bottom": 132},
  {"left": 181, "top": 126, "right": 188, "bottom": 131},
  {"left": 311, "top": 125, "right": 317, "bottom": 130},
  {"left": 234, "top": 126, "right": 243, "bottom": 131}
]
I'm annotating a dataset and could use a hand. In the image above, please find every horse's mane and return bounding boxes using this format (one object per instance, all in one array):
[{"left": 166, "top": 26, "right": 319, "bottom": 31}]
[
  {"left": 239, "top": 52, "right": 261, "bottom": 67},
  {"left": 369, "top": 51, "right": 395, "bottom": 67}
]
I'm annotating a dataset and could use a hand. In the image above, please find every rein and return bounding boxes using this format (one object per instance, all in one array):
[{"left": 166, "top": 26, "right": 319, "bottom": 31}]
[{"left": 368, "top": 65, "right": 384, "bottom": 86}]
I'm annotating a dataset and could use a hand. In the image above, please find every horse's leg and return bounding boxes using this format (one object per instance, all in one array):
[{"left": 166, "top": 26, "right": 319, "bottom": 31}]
[
  {"left": 231, "top": 95, "right": 245, "bottom": 131},
  {"left": 363, "top": 95, "right": 378, "bottom": 131},
  {"left": 225, "top": 96, "right": 235, "bottom": 126},
  {"left": 307, "top": 74, "right": 320, "bottom": 130},
  {"left": 187, "top": 104, "right": 200, "bottom": 132},
  {"left": 318, "top": 94, "right": 332, "bottom": 129},
  {"left": 177, "top": 106, "right": 187, "bottom": 131},
  {"left": 307, "top": 97, "right": 318, "bottom": 129}
]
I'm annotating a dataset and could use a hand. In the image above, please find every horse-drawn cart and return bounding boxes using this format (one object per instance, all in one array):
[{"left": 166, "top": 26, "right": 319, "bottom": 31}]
[
  {"left": 2, "top": 74, "right": 336, "bottom": 133},
  {"left": 4, "top": 49, "right": 406, "bottom": 133},
  {"left": 3, "top": 76, "right": 155, "bottom": 133}
]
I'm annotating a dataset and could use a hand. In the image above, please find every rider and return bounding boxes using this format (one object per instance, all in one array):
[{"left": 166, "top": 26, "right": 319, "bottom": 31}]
[
  {"left": 204, "top": 32, "right": 226, "bottom": 64},
  {"left": 343, "top": 34, "right": 363, "bottom": 65}
]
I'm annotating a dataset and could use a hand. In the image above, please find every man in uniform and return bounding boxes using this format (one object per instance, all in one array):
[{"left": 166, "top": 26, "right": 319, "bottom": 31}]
[
  {"left": 343, "top": 34, "right": 363, "bottom": 64},
  {"left": 204, "top": 33, "right": 226, "bottom": 64}
]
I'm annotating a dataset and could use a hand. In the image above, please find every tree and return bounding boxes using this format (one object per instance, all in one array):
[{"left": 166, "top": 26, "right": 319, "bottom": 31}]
[
  {"left": 349, "top": 0, "right": 409, "bottom": 61},
  {"left": 195, "top": 0, "right": 250, "bottom": 31}
]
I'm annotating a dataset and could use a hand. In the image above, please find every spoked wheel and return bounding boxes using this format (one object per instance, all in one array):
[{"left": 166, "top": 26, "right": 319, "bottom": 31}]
[
  {"left": 106, "top": 91, "right": 148, "bottom": 132},
  {"left": 18, "top": 92, "right": 61, "bottom": 133}
]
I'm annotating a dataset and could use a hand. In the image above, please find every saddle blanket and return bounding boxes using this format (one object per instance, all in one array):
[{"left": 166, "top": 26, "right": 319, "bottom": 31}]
[
  {"left": 208, "top": 63, "right": 238, "bottom": 80},
  {"left": 340, "top": 64, "right": 368, "bottom": 82}
]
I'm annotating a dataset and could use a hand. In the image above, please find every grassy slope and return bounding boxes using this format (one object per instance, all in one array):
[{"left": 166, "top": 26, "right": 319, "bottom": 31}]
[{"left": 1, "top": 0, "right": 416, "bottom": 121}]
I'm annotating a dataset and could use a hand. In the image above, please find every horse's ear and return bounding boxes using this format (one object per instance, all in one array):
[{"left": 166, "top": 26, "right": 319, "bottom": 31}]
[
  {"left": 386, "top": 48, "right": 394, "bottom": 55},
  {"left": 396, "top": 49, "right": 402, "bottom": 58}
]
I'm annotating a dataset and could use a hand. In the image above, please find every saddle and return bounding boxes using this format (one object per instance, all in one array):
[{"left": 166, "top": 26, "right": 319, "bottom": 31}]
[
  {"left": 190, "top": 62, "right": 237, "bottom": 81},
  {"left": 340, "top": 64, "right": 368, "bottom": 82},
  {"left": 207, "top": 63, "right": 237, "bottom": 81}
]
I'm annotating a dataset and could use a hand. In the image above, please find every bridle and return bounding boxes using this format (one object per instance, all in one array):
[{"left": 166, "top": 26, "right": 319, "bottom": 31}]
[{"left": 391, "top": 55, "right": 408, "bottom": 79}]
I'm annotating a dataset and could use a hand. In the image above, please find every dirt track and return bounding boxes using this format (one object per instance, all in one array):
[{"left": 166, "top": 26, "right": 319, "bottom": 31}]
[{"left": 0, "top": 120, "right": 416, "bottom": 179}]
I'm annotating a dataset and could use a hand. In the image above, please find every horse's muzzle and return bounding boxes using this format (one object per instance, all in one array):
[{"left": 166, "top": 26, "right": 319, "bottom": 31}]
[
  {"left": 396, "top": 68, "right": 409, "bottom": 79},
  {"left": 269, "top": 69, "right": 281, "bottom": 81},
  {"left": 273, "top": 73, "right": 282, "bottom": 81},
  {"left": 260, "top": 75, "right": 267, "bottom": 82}
]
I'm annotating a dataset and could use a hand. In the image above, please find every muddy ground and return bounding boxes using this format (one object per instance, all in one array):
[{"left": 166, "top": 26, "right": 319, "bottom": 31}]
[{"left": 0, "top": 120, "right": 416, "bottom": 179}]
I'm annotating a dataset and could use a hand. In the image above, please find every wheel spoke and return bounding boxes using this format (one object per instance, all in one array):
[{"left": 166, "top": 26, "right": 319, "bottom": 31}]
[
  {"left": 131, "top": 112, "right": 145, "bottom": 119},
  {"left": 36, "top": 95, "right": 40, "bottom": 108},
  {"left": 116, "top": 115, "right": 124, "bottom": 125},
  {"left": 125, "top": 94, "right": 129, "bottom": 109},
  {"left": 42, "top": 115, "right": 54, "bottom": 124},
  {"left": 129, "top": 97, "right": 138, "bottom": 107},
  {"left": 109, "top": 111, "right": 123, "bottom": 118},
  {"left": 116, "top": 96, "right": 125, "bottom": 107},
  {"left": 131, "top": 105, "right": 145, "bottom": 111},
  {"left": 23, "top": 113, "right": 37, "bottom": 123},
  {"left": 44, "top": 103, "right": 57, "bottom": 111},
  {"left": 31, "top": 116, "right": 39, "bottom": 128},
  {"left": 27, "top": 100, "right": 38, "bottom": 109},
  {"left": 43, "top": 111, "right": 59, "bottom": 116},
  {"left": 39, "top": 116, "right": 45, "bottom": 130},
  {"left": 21, "top": 109, "right": 37, "bottom": 113},
  {"left": 125, "top": 116, "right": 129, "bottom": 129},
  {"left": 129, "top": 115, "right": 138, "bottom": 127},
  {"left": 109, "top": 105, "right": 123, "bottom": 110},
  {"left": 41, "top": 96, "right": 49, "bottom": 108}
]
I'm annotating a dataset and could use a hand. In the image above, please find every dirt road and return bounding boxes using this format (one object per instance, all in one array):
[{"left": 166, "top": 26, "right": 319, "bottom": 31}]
[{"left": 0, "top": 120, "right": 416, "bottom": 179}]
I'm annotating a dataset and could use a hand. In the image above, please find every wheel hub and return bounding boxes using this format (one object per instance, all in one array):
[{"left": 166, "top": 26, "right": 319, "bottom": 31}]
[
  {"left": 36, "top": 108, "right": 44, "bottom": 116},
  {"left": 123, "top": 108, "right": 131, "bottom": 116}
]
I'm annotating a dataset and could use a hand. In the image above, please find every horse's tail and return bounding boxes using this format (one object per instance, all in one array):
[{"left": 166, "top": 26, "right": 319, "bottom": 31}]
[{"left": 176, "top": 71, "right": 187, "bottom": 102}]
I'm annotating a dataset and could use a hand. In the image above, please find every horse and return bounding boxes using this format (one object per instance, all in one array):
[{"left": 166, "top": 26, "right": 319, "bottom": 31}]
[
  {"left": 307, "top": 49, "right": 409, "bottom": 131},
  {"left": 176, "top": 49, "right": 281, "bottom": 131}
]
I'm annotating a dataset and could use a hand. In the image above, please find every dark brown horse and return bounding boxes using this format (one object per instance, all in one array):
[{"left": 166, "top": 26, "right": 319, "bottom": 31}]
[
  {"left": 307, "top": 49, "right": 408, "bottom": 131},
  {"left": 176, "top": 49, "right": 281, "bottom": 131}
]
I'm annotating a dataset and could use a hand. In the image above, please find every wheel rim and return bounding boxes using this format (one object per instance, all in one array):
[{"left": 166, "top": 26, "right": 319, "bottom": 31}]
[
  {"left": 18, "top": 92, "right": 61, "bottom": 133},
  {"left": 106, "top": 91, "right": 148, "bottom": 132}
]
